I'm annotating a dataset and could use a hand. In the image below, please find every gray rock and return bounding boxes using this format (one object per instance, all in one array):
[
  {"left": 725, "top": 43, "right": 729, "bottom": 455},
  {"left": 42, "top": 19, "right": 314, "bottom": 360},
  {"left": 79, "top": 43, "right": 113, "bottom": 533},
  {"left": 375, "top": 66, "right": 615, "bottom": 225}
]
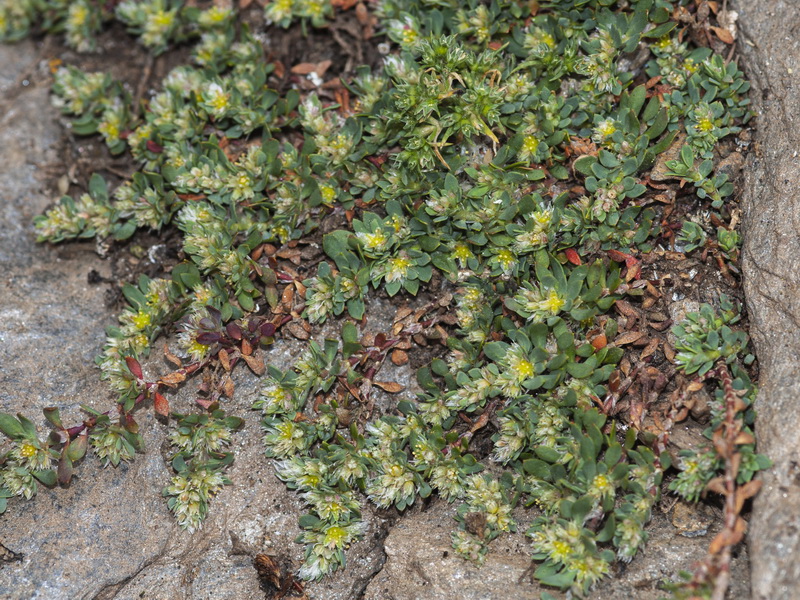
[
  {"left": 0, "top": 39, "right": 176, "bottom": 600},
  {"left": 735, "top": 1, "right": 800, "bottom": 599}
]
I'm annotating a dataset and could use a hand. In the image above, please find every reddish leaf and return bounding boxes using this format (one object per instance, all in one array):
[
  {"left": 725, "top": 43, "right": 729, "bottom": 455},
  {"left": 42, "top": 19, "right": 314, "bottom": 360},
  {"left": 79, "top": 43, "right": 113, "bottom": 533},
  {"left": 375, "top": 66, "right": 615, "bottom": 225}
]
[
  {"left": 374, "top": 381, "right": 404, "bottom": 393},
  {"left": 565, "top": 248, "right": 582, "bottom": 266},
  {"left": 390, "top": 349, "right": 409, "bottom": 366},
  {"left": 590, "top": 333, "right": 607, "bottom": 350},
  {"left": 146, "top": 140, "right": 163, "bottom": 153},
  {"left": 160, "top": 371, "right": 187, "bottom": 387},
  {"left": 226, "top": 322, "right": 243, "bottom": 340},
  {"left": 196, "top": 332, "right": 221, "bottom": 345},
  {"left": 222, "top": 376, "right": 235, "bottom": 398},
  {"left": 614, "top": 331, "right": 645, "bottom": 346},
  {"left": 607, "top": 249, "right": 630, "bottom": 262},
  {"left": 154, "top": 392, "right": 169, "bottom": 417},
  {"left": 195, "top": 398, "right": 213, "bottom": 409},
  {"left": 710, "top": 25, "right": 734, "bottom": 44},
  {"left": 163, "top": 344, "right": 183, "bottom": 367},
  {"left": 290, "top": 62, "right": 318, "bottom": 75},
  {"left": 218, "top": 348, "right": 231, "bottom": 371},
  {"left": 125, "top": 356, "right": 143, "bottom": 380},
  {"left": 57, "top": 453, "right": 73, "bottom": 485},
  {"left": 242, "top": 353, "right": 265, "bottom": 375},
  {"left": 123, "top": 414, "right": 139, "bottom": 433},
  {"left": 736, "top": 479, "right": 763, "bottom": 513}
]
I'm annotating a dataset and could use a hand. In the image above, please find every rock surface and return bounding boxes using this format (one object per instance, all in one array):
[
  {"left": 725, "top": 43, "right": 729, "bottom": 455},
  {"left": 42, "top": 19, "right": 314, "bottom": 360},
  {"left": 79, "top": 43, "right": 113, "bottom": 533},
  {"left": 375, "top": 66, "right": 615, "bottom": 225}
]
[{"left": 735, "top": 1, "right": 800, "bottom": 599}]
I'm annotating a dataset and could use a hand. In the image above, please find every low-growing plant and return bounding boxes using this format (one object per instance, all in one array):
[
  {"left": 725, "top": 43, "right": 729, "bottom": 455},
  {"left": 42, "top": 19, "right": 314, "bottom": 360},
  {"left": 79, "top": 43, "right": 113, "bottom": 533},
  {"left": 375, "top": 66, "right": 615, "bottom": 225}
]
[{"left": 0, "top": 0, "right": 765, "bottom": 598}]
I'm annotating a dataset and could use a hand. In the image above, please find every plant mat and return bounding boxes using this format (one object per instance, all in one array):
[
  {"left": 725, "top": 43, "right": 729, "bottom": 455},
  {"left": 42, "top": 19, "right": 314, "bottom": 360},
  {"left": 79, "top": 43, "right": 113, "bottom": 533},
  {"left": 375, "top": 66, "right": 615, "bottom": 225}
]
[{"left": 0, "top": 1, "right": 767, "bottom": 598}]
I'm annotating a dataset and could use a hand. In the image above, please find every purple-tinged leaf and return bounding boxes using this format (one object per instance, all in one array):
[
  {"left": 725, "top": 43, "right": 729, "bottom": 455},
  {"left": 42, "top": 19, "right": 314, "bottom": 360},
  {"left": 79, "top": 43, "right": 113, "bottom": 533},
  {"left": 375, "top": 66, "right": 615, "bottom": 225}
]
[
  {"left": 58, "top": 453, "right": 73, "bottom": 485},
  {"left": 226, "top": 323, "right": 243, "bottom": 340},
  {"left": 196, "top": 332, "right": 221, "bottom": 345},
  {"left": 125, "top": 356, "right": 144, "bottom": 380}
]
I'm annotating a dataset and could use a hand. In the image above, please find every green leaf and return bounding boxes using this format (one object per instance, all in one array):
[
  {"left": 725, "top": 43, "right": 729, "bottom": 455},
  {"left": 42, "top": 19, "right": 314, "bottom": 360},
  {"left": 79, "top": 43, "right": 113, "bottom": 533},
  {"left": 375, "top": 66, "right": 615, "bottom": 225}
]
[
  {"left": 483, "top": 341, "right": 510, "bottom": 362},
  {"left": 0, "top": 414, "right": 25, "bottom": 440},
  {"left": 522, "top": 459, "right": 551, "bottom": 480},
  {"left": 645, "top": 108, "right": 669, "bottom": 140},
  {"left": 122, "top": 283, "right": 148, "bottom": 309},
  {"left": 604, "top": 442, "right": 622, "bottom": 467},
  {"left": 347, "top": 298, "right": 365, "bottom": 320},
  {"left": 88, "top": 173, "right": 108, "bottom": 203},
  {"left": 535, "top": 564, "right": 576, "bottom": 589},
  {"left": 597, "top": 514, "right": 616, "bottom": 542},
  {"left": 17, "top": 414, "right": 38, "bottom": 439},
  {"left": 643, "top": 21, "right": 678, "bottom": 38},
  {"left": 43, "top": 407, "right": 63, "bottom": 429},
  {"left": 32, "top": 469, "right": 57, "bottom": 487},
  {"left": 66, "top": 434, "right": 89, "bottom": 462},
  {"left": 113, "top": 220, "right": 137, "bottom": 241},
  {"left": 342, "top": 322, "right": 361, "bottom": 358},
  {"left": 566, "top": 357, "right": 597, "bottom": 378},
  {"left": 535, "top": 446, "right": 561, "bottom": 464},
  {"left": 573, "top": 155, "right": 597, "bottom": 176},
  {"left": 570, "top": 495, "right": 593, "bottom": 523},
  {"left": 298, "top": 513, "right": 321, "bottom": 529}
]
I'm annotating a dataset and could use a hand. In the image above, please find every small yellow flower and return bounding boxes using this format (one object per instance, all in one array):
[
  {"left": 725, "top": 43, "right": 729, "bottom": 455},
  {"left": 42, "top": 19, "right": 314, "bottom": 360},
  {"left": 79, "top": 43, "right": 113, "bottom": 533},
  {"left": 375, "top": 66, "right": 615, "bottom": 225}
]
[
  {"left": 495, "top": 249, "right": 516, "bottom": 272},
  {"left": 683, "top": 58, "right": 699, "bottom": 73},
  {"left": 152, "top": 10, "right": 174, "bottom": 28},
  {"left": 19, "top": 443, "right": 37, "bottom": 458},
  {"left": 386, "top": 256, "right": 412, "bottom": 282},
  {"left": 359, "top": 230, "right": 387, "bottom": 250},
  {"left": 542, "top": 289, "right": 566, "bottom": 314},
  {"left": 68, "top": 3, "right": 89, "bottom": 27},
  {"left": 320, "top": 184, "right": 336, "bottom": 205},
  {"left": 698, "top": 118, "right": 714, "bottom": 132},
  {"left": 654, "top": 36, "right": 671, "bottom": 50},
  {"left": 551, "top": 540, "right": 572, "bottom": 561},
  {"left": 323, "top": 525, "right": 348, "bottom": 547},
  {"left": 189, "top": 340, "right": 209, "bottom": 356},
  {"left": 132, "top": 311, "right": 151, "bottom": 330}
]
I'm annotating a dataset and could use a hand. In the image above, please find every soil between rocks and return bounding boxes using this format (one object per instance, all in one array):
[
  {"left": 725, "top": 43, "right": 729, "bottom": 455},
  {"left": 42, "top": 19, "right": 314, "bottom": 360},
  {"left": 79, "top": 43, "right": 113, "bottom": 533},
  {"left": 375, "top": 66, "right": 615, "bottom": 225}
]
[{"left": 0, "top": 3, "right": 792, "bottom": 598}]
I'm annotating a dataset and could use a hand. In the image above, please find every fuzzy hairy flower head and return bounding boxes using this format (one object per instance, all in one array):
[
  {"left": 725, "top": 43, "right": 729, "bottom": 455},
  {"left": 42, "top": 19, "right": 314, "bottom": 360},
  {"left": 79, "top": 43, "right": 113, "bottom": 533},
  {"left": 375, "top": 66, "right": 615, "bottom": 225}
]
[
  {"left": 276, "top": 456, "right": 329, "bottom": 490},
  {"left": 14, "top": 441, "right": 51, "bottom": 471},
  {"left": 176, "top": 309, "right": 212, "bottom": 361},
  {"left": 430, "top": 461, "right": 465, "bottom": 500},
  {"left": 203, "top": 82, "right": 230, "bottom": 118},
  {"left": 2, "top": 467, "right": 37, "bottom": 500},
  {"left": 263, "top": 419, "right": 311, "bottom": 458},
  {"left": 303, "top": 488, "right": 360, "bottom": 523},
  {"left": 384, "top": 255, "right": 413, "bottom": 283},
  {"left": 256, "top": 378, "right": 299, "bottom": 415},
  {"left": 464, "top": 475, "right": 514, "bottom": 532},
  {"left": 492, "top": 415, "right": 528, "bottom": 464},
  {"left": 518, "top": 135, "right": 540, "bottom": 162},
  {"left": 355, "top": 230, "right": 388, "bottom": 253},
  {"left": 452, "top": 530, "right": 488, "bottom": 565},
  {"left": 366, "top": 461, "right": 416, "bottom": 509},
  {"left": 90, "top": 426, "right": 136, "bottom": 467}
]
